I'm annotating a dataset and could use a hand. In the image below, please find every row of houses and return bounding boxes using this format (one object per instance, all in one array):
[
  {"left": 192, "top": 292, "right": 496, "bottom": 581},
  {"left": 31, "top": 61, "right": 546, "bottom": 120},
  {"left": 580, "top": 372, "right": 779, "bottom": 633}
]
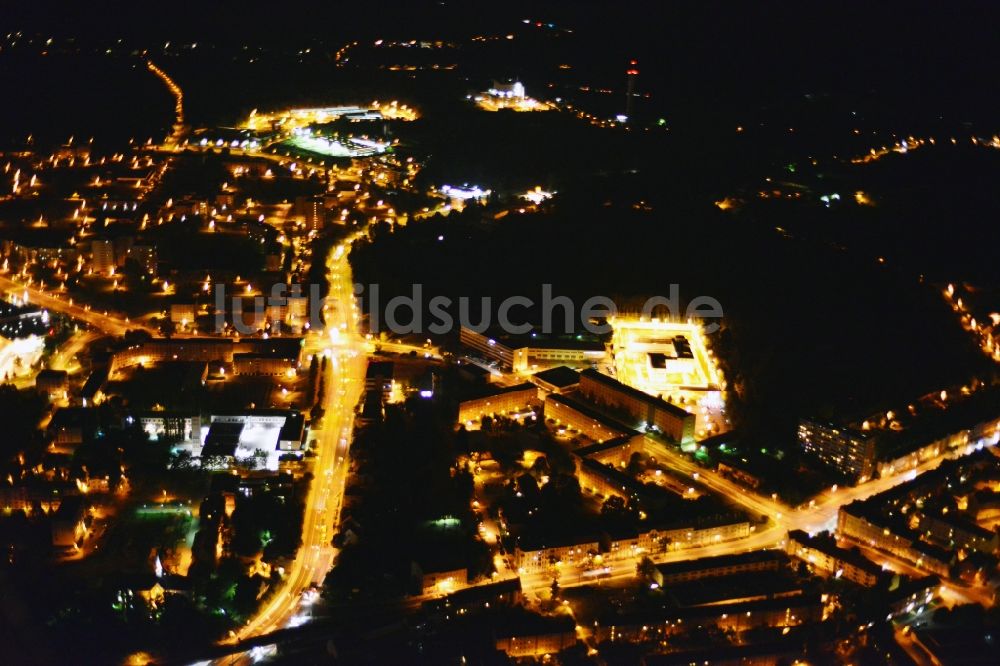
[
  {"left": 836, "top": 450, "right": 1000, "bottom": 577},
  {"left": 512, "top": 519, "right": 752, "bottom": 576},
  {"left": 109, "top": 336, "right": 303, "bottom": 377},
  {"left": 800, "top": 385, "right": 1000, "bottom": 483}
]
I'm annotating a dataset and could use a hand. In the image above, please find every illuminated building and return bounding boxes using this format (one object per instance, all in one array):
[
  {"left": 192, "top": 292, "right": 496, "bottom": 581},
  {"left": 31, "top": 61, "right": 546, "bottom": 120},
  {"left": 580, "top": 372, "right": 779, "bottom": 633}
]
[
  {"left": 415, "top": 564, "right": 468, "bottom": 595},
  {"left": 653, "top": 550, "right": 788, "bottom": 585},
  {"left": 90, "top": 239, "right": 115, "bottom": 275},
  {"left": 412, "top": 542, "right": 469, "bottom": 595},
  {"left": 624, "top": 59, "right": 639, "bottom": 120},
  {"left": 574, "top": 434, "right": 646, "bottom": 466},
  {"left": 459, "top": 325, "right": 607, "bottom": 373},
  {"left": 592, "top": 595, "right": 823, "bottom": 644},
  {"left": 170, "top": 303, "right": 196, "bottom": 326},
  {"left": 874, "top": 386, "right": 1000, "bottom": 477},
  {"left": 716, "top": 460, "right": 764, "bottom": 490},
  {"left": 460, "top": 326, "right": 514, "bottom": 367},
  {"left": 544, "top": 392, "right": 634, "bottom": 443},
  {"left": 457, "top": 382, "right": 537, "bottom": 427},
  {"left": 133, "top": 411, "right": 201, "bottom": 443},
  {"left": 199, "top": 411, "right": 307, "bottom": 470},
  {"left": 0, "top": 486, "right": 62, "bottom": 514},
  {"left": 512, "top": 340, "right": 605, "bottom": 373},
  {"left": 785, "top": 530, "right": 882, "bottom": 586},
  {"left": 916, "top": 512, "right": 999, "bottom": 555},
  {"left": 492, "top": 80, "right": 525, "bottom": 99},
  {"left": 126, "top": 244, "right": 158, "bottom": 275},
  {"left": 264, "top": 298, "right": 286, "bottom": 326},
  {"left": 35, "top": 369, "right": 69, "bottom": 398},
  {"left": 495, "top": 615, "right": 576, "bottom": 658},
  {"left": 51, "top": 495, "right": 90, "bottom": 548},
  {"left": 422, "top": 577, "right": 521, "bottom": 616},
  {"left": 608, "top": 317, "right": 722, "bottom": 404},
  {"left": 837, "top": 504, "right": 953, "bottom": 577},
  {"left": 109, "top": 337, "right": 303, "bottom": 376},
  {"left": 520, "top": 186, "right": 555, "bottom": 205},
  {"left": 232, "top": 353, "right": 297, "bottom": 376},
  {"left": 295, "top": 195, "right": 327, "bottom": 230},
  {"left": 474, "top": 80, "right": 552, "bottom": 112},
  {"left": 578, "top": 369, "right": 695, "bottom": 445},
  {"left": 797, "top": 419, "right": 876, "bottom": 482},
  {"left": 365, "top": 361, "right": 394, "bottom": 400},
  {"left": 886, "top": 576, "right": 941, "bottom": 620},
  {"left": 47, "top": 406, "right": 100, "bottom": 451},
  {"left": 576, "top": 456, "right": 657, "bottom": 504},
  {"left": 286, "top": 295, "right": 309, "bottom": 331},
  {"left": 513, "top": 533, "right": 600, "bottom": 575},
  {"left": 436, "top": 184, "right": 491, "bottom": 205}
]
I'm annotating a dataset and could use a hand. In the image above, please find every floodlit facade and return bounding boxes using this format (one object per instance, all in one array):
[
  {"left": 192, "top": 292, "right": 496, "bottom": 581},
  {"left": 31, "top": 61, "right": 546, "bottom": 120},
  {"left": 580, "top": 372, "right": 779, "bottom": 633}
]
[
  {"left": 578, "top": 369, "right": 695, "bottom": 445},
  {"left": 544, "top": 393, "right": 634, "bottom": 443},
  {"left": 457, "top": 383, "right": 537, "bottom": 427}
]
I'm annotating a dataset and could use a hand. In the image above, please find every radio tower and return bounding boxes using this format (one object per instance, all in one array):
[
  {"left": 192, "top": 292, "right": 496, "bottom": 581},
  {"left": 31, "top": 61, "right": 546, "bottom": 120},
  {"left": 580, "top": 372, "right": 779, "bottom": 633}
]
[{"left": 625, "top": 59, "right": 639, "bottom": 120}]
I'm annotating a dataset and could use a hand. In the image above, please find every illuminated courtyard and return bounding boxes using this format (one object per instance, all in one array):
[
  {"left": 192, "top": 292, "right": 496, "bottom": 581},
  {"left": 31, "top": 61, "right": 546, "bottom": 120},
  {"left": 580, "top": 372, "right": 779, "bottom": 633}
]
[{"left": 609, "top": 317, "right": 726, "bottom": 437}]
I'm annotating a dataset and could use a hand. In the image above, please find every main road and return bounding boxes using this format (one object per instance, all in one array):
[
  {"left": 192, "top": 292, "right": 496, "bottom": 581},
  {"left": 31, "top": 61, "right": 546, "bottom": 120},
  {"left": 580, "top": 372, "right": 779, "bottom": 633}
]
[
  {"left": 0, "top": 274, "right": 155, "bottom": 337},
  {"left": 218, "top": 237, "right": 367, "bottom": 656},
  {"left": 519, "top": 439, "right": 994, "bottom": 596}
]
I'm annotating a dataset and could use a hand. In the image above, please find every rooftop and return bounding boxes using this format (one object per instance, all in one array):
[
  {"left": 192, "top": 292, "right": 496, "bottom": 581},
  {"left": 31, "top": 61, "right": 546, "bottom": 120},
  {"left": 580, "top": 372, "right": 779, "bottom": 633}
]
[
  {"left": 580, "top": 369, "right": 692, "bottom": 419},
  {"left": 654, "top": 549, "right": 788, "bottom": 578},
  {"left": 530, "top": 365, "right": 581, "bottom": 390}
]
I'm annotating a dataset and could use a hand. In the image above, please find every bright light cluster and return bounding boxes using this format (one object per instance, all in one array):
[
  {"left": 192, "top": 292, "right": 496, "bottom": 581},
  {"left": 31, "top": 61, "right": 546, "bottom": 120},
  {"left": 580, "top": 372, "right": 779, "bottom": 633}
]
[
  {"left": 521, "top": 186, "right": 555, "bottom": 204},
  {"left": 284, "top": 129, "right": 388, "bottom": 158},
  {"left": 609, "top": 316, "right": 726, "bottom": 435},
  {"left": 474, "top": 80, "right": 551, "bottom": 112},
  {"left": 241, "top": 102, "right": 418, "bottom": 132},
  {"left": 437, "top": 184, "right": 491, "bottom": 201}
]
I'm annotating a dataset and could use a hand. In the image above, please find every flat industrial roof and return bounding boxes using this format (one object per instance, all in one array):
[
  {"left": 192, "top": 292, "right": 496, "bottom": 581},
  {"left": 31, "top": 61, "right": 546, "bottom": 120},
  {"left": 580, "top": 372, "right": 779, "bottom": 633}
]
[{"left": 531, "top": 365, "right": 582, "bottom": 389}]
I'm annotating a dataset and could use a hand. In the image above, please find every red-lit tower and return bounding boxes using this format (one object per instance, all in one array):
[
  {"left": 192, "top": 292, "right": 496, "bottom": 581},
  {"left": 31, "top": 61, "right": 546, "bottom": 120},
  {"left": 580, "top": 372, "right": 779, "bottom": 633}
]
[{"left": 625, "top": 59, "right": 639, "bottom": 119}]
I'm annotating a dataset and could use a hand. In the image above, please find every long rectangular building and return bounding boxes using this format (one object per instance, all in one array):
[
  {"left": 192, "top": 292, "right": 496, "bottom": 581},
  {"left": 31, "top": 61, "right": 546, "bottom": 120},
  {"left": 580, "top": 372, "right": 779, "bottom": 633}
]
[
  {"left": 459, "top": 326, "right": 607, "bottom": 373},
  {"left": 653, "top": 550, "right": 788, "bottom": 585},
  {"left": 594, "top": 595, "right": 823, "bottom": 644},
  {"left": 110, "top": 337, "right": 303, "bottom": 376},
  {"left": 837, "top": 503, "right": 953, "bottom": 577},
  {"left": 544, "top": 392, "right": 635, "bottom": 443},
  {"left": 457, "top": 383, "right": 538, "bottom": 426},
  {"left": 578, "top": 369, "right": 694, "bottom": 444}
]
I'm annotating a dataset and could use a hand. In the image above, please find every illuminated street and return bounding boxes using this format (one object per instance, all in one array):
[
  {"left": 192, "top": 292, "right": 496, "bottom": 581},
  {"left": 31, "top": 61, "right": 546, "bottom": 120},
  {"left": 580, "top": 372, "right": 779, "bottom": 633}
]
[
  {"left": 223, "top": 238, "right": 367, "bottom": 651},
  {"left": 3, "top": 6, "right": 1000, "bottom": 665}
]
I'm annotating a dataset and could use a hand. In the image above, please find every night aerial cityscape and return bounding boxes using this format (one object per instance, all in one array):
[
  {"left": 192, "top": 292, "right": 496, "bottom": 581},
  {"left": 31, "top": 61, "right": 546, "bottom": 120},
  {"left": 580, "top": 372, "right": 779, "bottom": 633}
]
[{"left": 3, "top": 2, "right": 1000, "bottom": 664}]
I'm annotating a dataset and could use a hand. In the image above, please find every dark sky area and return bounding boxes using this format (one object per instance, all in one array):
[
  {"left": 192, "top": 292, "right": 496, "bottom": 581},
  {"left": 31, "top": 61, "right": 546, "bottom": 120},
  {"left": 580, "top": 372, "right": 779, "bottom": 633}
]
[{"left": 6, "top": 1, "right": 1000, "bottom": 106}]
